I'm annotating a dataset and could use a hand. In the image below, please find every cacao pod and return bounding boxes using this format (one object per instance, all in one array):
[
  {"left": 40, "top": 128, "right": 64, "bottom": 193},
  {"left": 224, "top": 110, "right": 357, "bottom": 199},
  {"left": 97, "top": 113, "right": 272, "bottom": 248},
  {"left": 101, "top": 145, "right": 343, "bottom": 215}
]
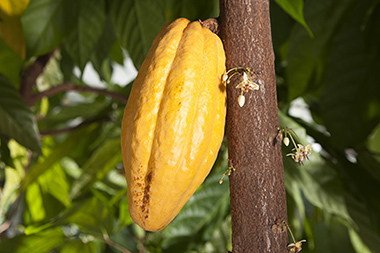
[{"left": 121, "top": 18, "right": 226, "bottom": 231}]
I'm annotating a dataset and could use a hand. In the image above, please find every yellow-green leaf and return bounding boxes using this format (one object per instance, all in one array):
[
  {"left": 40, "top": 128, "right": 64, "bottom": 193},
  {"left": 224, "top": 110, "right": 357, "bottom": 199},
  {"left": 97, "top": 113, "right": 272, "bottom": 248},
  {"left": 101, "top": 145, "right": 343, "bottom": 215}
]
[{"left": 0, "top": 0, "right": 30, "bottom": 16}]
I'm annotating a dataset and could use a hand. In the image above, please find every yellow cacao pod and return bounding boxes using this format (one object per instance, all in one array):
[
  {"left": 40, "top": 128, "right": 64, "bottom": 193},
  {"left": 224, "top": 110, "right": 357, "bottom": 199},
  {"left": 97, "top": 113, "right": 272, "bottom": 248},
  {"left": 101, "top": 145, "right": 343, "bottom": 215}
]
[{"left": 121, "top": 18, "right": 226, "bottom": 231}]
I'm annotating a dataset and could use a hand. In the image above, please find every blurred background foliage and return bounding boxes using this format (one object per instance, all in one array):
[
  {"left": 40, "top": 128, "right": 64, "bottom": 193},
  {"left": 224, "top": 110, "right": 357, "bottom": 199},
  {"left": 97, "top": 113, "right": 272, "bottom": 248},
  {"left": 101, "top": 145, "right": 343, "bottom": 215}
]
[{"left": 0, "top": 0, "right": 379, "bottom": 252}]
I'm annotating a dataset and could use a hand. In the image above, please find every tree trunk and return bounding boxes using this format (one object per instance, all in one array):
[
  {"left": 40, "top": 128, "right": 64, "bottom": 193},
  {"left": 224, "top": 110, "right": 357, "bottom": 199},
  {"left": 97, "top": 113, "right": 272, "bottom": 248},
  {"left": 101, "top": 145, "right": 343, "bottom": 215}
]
[{"left": 218, "top": 0, "right": 288, "bottom": 252}]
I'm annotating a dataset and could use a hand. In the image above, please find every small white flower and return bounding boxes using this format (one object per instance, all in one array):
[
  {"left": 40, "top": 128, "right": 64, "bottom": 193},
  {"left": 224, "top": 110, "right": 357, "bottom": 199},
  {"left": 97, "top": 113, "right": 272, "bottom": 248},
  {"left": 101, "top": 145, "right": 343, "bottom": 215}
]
[
  {"left": 288, "top": 240, "right": 307, "bottom": 253},
  {"left": 302, "top": 144, "right": 312, "bottom": 159},
  {"left": 224, "top": 68, "right": 260, "bottom": 109},
  {"left": 235, "top": 72, "right": 259, "bottom": 92},
  {"left": 238, "top": 94, "right": 245, "bottom": 107},
  {"left": 287, "top": 144, "right": 312, "bottom": 165}
]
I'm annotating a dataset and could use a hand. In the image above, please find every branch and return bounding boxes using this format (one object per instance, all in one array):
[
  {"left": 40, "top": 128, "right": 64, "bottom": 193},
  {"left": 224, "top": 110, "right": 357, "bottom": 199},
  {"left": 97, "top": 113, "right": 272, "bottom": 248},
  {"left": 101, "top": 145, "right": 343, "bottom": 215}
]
[
  {"left": 20, "top": 51, "right": 56, "bottom": 105},
  {"left": 95, "top": 231, "right": 132, "bottom": 253},
  {"left": 19, "top": 49, "right": 128, "bottom": 106},
  {"left": 219, "top": 0, "right": 288, "bottom": 252},
  {"left": 29, "top": 82, "right": 128, "bottom": 105},
  {"left": 201, "top": 18, "right": 219, "bottom": 34}
]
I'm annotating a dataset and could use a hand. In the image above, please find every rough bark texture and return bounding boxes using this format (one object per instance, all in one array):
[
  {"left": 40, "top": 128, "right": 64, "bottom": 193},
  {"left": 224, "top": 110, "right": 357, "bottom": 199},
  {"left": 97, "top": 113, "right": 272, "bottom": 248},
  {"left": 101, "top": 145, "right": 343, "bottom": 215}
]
[{"left": 218, "top": 0, "right": 288, "bottom": 252}]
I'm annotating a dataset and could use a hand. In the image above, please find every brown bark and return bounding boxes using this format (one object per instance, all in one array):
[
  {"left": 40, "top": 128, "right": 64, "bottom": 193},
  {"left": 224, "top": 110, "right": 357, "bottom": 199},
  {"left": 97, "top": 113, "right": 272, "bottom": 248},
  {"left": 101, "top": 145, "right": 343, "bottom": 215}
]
[{"left": 218, "top": 0, "right": 288, "bottom": 252}]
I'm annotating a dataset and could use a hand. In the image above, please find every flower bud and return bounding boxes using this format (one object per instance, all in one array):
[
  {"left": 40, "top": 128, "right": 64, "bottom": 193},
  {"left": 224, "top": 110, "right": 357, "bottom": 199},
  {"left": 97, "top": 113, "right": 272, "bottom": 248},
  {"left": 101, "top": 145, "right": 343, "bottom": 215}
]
[
  {"left": 238, "top": 94, "right": 245, "bottom": 107},
  {"left": 222, "top": 73, "right": 228, "bottom": 82},
  {"left": 283, "top": 137, "right": 290, "bottom": 146}
]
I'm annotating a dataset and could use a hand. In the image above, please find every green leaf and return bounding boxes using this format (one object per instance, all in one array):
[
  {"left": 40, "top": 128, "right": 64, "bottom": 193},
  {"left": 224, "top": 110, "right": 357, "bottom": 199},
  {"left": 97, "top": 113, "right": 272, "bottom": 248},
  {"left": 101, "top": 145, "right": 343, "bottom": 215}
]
[
  {"left": 118, "top": 195, "right": 133, "bottom": 229},
  {"left": 346, "top": 194, "right": 380, "bottom": 252},
  {"left": 0, "top": 75, "right": 41, "bottom": 153},
  {"left": 25, "top": 182, "right": 46, "bottom": 223},
  {"left": 109, "top": 40, "right": 124, "bottom": 65},
  {"left": 0, "top": 227, "right": 65, "bottom": 253},
  {"left": 274, "top": 0, "right": 313, "bottom": 37},
  {"left": 0, "top": 141, "right": 26, "bottom": 224},
  {"left": 357, "top": 151, "right": 380, "bottom": 183},
  {"left": 0, "top": 36, "right": 23, "bottom": 86},
  {"left": 201, "top": 216, "right": 232, "bottom": 253},
  {"left": 60, "top": 46, "right": 76, "bottom": 81},
  {"left": 22, "top": 0, "right": 81, "bottom": 57},
  {"left": 64, "top": 0, "right": 106, "bottom": 71},
  {"left": 161, "top": 173, "right": 230, "bottom": 253},
  {"left": 38, "top": 162, "right": 70, "bottom": 206},
  {"left": 312, "top": 216, "right": 356, "bottom": 253},
  {"left": 270, "top": 1, "right": 295, "bottom": 52},
  {"left": 21, "top": 125, "right": 97, "bottom": 189},
  {"left": 286, "top": 0, "right": 356, "bottom": 100},
  {"left": 348, "top": 228, "right": 372, "bottom": 253},
  {"left": 279, "top": 112, "right": 351, "bottom": 221},
  {"left": 61, "top": 240, "right": 96, "bottom": 253},
  {"left": 0, "top": 135, "right": 14, "bottom": 167},
  {"left": 90, "top": 14, "right": 117, "bottom": 74},
  {"left": 286, "top": 185, "right": 318, "bottom": 250},
  {"left": 24, "top": 139, "right": 70, "bottom": 224},
  {"left": 110, "top": 0, "right": 166, "bottom": 69},
  {"left": 320, "top": 1, "right": 380, "bottom": 148},
  {"left": 339, "top": 153, "right": 380, "bottom": 237},
  {"left": 109, "top": 227, "right": 139, "bottom": 253},
  {"left": 285, "top": 156, "right": 350, "bottom": 221},
  {"left": 69, "top": 139, "right": 122, "bottom": 199},
  {"left": 284, "top": 112, "right": 380, "bottom": 250},
  {"left": 367, "top": 122, "right": 380, "bottom": 159},
  {"left": 60, "top": 197, "right": 114, "bottom": 236},
  {"left": 164, "top": 0, "right": 219, "bottom": 22},
  {"left": 42, "top": 101, "right": 110, "bottom": 127}
]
